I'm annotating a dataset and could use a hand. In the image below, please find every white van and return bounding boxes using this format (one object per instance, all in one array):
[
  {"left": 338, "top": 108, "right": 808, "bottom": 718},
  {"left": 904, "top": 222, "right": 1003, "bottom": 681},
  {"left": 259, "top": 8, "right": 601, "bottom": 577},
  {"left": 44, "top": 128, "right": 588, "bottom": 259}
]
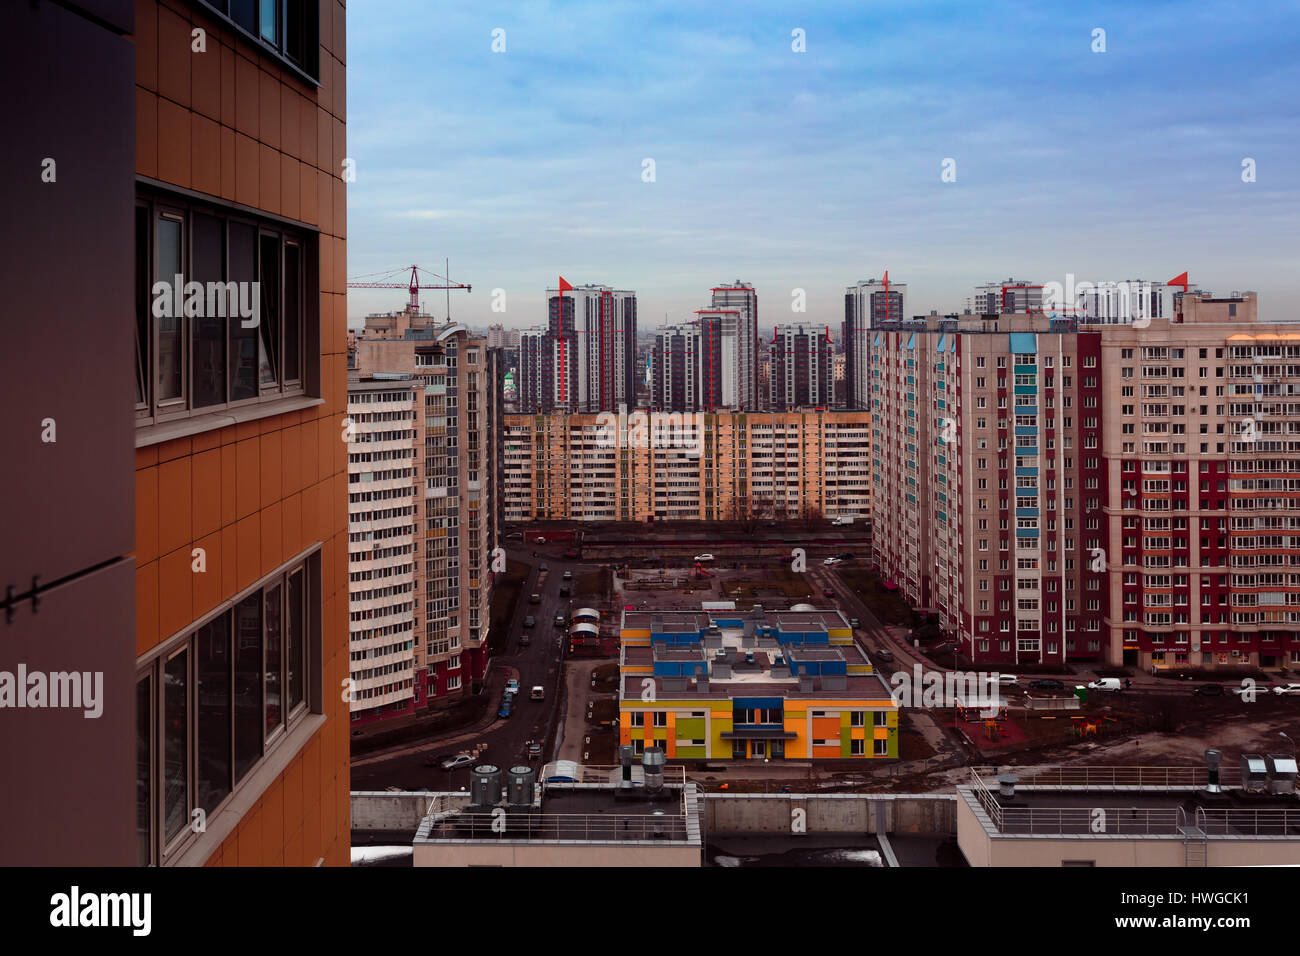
[{"left": 1087, "top": 678, "right": 1123, "bottom": 692}]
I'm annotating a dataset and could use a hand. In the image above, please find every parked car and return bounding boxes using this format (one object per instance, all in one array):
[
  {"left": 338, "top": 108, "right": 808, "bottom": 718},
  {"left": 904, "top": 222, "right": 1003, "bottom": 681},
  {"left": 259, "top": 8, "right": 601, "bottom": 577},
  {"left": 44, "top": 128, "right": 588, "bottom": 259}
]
[
  {"left": 535, "top": 537, "right": 546, "bottom": 545},
  {"left": 424, "top": 752, "right": 456, "bottom": 767},
  {"left": 1028, "top": 678, "right": 1065, "bottom": 691},
  {"left": 849, "top": 618, "right": 860, "bottom": 628},
  {"left": 439, "top": 753, "right": 475, "bottom": 771},
  {"left": 1272, "top": 683, "right": 1300, "bottom": 696},
  {"left": 873, "top": 648, "right": 894, "bottom": 663},
  {"left": 764, "top": 521, "right": 778, "bottom": 527},
  {"left": 1088, "top": 678, "right": 1124, "bottom": 692},
  {"left": 529, "top": 593, "right": 541, "bottom": 604},
  {"left": 563, "top": 549, "right": 579, "bottom": 559},
  {"left": 523, "top": 616, "right": 535, "bottom": 628},
  {"left": 505, "top": 677, "right": 520, "bottom": 695},
  {"left": 539, "top": 563, "right": 549, "bottom": 572},
  {"left": 562, "top": 570, "right": 573, "bottom": 580},
  {"left": 506, "top": 531, "right": 523, "bottom": 540},
  {"left": 555, "top": 614, "right": 566, "bottom": 627},
  {"left": 526, "top": 741, "right": 543, "bottom": 761},
  {"left": 1195, "top": 683, "right": 1225, "bottom": 697},
  {"left": 822, "top": 588, "right": 835, "bottom": 598},
  {"left": 836, "top": 552, "right": 854, "bottom": 561},
  {"left": 997, "top": 674, "right": 1019, "bottom": 687},
  {"left": 559, "top": 585, "right": 571, "bottom": 597},
  {"left": 530, "top": 685, "right": 545, "bottom": 701},
  {"left": 694, "top": 554, "right": 714, "bottom": 563},
  {"left": 823, "top": 557, "right": 840, "bottom": 566},
  {"left": 519, "top": 633, "right": 531, "bottom": 647},
  {"left": 497, "top": 698, "right": 513, "bottom": 719}
]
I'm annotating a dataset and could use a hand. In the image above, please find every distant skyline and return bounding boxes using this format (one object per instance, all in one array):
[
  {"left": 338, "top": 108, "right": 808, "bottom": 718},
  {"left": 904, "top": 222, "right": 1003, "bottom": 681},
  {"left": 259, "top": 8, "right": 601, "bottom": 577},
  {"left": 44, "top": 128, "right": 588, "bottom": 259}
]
[{"left": 346, "top": 1, "right": 1300, "bottom": 330}]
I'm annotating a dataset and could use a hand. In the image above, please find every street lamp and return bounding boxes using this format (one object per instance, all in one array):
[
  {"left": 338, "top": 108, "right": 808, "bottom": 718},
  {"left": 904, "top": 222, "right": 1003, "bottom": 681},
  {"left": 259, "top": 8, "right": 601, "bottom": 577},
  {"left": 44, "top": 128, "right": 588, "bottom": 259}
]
[{"left": 1280, "top": 732, "right": 1296, "bottom": 757}]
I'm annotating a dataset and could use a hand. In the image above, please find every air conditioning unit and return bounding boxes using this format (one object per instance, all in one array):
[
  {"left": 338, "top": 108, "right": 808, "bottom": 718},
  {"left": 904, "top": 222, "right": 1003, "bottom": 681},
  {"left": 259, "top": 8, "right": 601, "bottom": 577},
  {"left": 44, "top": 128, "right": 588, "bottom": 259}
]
[{"left": 1232, "top": 649, "right": 1241, "bottom": 657}]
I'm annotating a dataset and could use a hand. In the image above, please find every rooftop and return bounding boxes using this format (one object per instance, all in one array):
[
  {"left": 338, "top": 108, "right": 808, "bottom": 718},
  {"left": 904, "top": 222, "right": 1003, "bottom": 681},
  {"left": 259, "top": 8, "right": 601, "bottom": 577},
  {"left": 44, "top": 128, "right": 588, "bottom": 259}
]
[
  {"left": 962, "top": 766, "right": 1300, "bottom": 839},
  {"left": 414, "top": 766, "right": 702, "bottom": 846}
]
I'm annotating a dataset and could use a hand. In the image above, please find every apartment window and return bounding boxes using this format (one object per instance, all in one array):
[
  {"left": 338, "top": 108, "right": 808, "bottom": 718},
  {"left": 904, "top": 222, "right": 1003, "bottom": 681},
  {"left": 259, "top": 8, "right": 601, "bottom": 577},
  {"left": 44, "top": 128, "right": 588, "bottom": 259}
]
[
  {"left": 851, "top": 739, "right": 866, "bottom": 756},
  {"left": 201, "top": 0, "right": 320, "bottom": 81},
  {"left": 136, "top": 191, "right": 314, "bottom": 429},
  {"left": 136, "top": 553, "right": 317, "bottom": 865},
  {"left": 873, "top": 738, "right": 888, "bottom": 756}
]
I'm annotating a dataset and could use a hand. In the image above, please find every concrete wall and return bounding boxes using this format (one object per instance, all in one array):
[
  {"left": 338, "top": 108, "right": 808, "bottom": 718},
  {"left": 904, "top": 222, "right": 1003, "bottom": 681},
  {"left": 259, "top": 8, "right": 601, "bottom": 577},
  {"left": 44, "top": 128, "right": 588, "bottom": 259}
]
[
  {"left": 956, "top": 791, "right": 1300, "bottom": 866},
  {"left": 352, "top": 792, "right": 465, "bottom": 831},
  {"left": 412, "top": 843, "right": 701, "bottom": 867},
  {"left": 704, "top": 793, "right": 957, "bottom": 836}
]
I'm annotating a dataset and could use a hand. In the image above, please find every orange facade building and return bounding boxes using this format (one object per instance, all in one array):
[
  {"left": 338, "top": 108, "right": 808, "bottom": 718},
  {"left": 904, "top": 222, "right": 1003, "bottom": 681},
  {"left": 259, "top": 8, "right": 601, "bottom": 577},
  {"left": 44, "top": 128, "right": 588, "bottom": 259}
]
[{"left": 2, "top": 0, "right": 350, "bottom": 865}]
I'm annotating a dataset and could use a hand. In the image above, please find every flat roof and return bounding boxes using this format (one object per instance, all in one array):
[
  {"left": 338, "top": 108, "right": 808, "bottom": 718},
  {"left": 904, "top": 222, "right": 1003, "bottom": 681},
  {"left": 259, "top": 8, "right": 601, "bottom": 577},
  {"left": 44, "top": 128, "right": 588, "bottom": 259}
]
[
  {"left": 415, "top": 782, "right": 701, "bottom": 846},
  {"left": 962, "top": 785, "right": 1300, "bottom": 838},
  {"left": 623, "top": 671, "right": 895, "bottom": 701}
]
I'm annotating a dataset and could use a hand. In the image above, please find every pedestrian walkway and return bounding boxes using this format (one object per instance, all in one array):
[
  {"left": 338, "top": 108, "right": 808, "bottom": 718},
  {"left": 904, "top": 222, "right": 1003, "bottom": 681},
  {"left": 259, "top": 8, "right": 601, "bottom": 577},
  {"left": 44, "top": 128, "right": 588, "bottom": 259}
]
[{"left": 556, "top": 659, "right": 609, "bottom": 762}]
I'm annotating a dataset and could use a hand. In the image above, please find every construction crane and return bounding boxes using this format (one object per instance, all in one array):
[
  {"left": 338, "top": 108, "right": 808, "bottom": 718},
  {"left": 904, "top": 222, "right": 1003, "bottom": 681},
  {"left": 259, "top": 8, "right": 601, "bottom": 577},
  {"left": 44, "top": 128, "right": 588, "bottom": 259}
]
[{"left": 346, "top": 261, "right": 471, "bottom": 319}]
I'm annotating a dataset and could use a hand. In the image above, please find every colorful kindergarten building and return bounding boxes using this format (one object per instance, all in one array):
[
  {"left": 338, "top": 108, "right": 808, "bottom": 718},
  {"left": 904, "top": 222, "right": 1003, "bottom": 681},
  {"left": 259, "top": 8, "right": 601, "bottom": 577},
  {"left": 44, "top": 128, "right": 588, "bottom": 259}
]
[{"left": 617, "top": 604, "right": 899, "bottom": 760}]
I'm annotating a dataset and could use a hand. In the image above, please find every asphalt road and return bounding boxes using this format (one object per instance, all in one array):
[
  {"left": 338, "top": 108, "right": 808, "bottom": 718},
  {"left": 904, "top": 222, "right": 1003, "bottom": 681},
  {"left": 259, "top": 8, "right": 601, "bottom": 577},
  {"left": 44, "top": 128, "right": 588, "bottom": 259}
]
[{"left": 349, "top": 549, "right": 593, "bottom": 791}]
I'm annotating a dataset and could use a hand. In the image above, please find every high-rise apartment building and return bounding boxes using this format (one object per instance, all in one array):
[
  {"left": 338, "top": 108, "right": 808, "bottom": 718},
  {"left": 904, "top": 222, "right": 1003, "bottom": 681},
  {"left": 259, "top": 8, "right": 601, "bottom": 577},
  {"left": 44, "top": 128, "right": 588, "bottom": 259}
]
[
  {"left": 709, "top": 281, "right": 760, "bottom": 410},
  {"left": 651, "top": 324, "right": 705, "bottom": 412},
  {"left": 870, "top": 291, "right": 1300, "bottom": 672},
  {"left": 972, "top": 279, "right": 1044, "bottom": 314},
  {"left": 1073, "top": 280, "right": 1170, "bottom": 324},
  {"left": 503, "top": 411, "right": 872, "bottom": 522},
  {"left": 1, "top": 0, "right": 351, "bottom": 865},
  {"left": 485, "top": 323, "right": 519, "bottom": 349},
  {"left": 844, "top": 277, "right": 906, "bottom": 410},
  {"left": 537, "top": 282, "right": 638, "bottom": 413},
  {"left": 871, "top": 314, "right": 1108, "bottom": 667},
  {"left": 1097, "top": 291, "right": 1300, "bottom": 671},
  {"left": 352, "top": 325, "right": 497, "bottom": 699},
  {"left": 346, "top": 375, "right": 421, "bottom": 723},
  {"left": 769, "top": 323, "right": 834, "bottom": 410}
]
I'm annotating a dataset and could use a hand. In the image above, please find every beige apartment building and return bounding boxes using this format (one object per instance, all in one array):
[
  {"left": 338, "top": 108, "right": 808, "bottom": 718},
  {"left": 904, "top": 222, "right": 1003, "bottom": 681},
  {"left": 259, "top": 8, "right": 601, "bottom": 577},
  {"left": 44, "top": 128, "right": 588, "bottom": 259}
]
[
  {"left": 870, "top": 314, "right": 1107, "bottom": 668},
  {"left": 503, "top": 410, "right": 872, "bottom": 523},
  {"left": 1097, "top": 293, "right": 1300, "bottom": 670},
  {"left": 869, "top": 292, "right": 1300, "bottom": 671},
  {"left": 351, "top": 311, "right": 497, "bottom": 709}
]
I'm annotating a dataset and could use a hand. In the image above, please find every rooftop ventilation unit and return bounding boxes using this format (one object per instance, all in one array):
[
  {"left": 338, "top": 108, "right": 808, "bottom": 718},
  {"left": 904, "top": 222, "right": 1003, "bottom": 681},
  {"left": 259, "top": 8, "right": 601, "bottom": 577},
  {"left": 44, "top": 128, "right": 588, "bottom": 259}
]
[
  {"left": 997, "top": 774, "right": 1018, "bottom": 799},
  {"left": 469, "top": 764, "right": 503, "bottom": 808},
  {"left": 506, "top": 765, "right": 537, "bottom": 807},
  {"left": 618, "top": 744, "right": 636, "bottom": 787},
  {"left": 651, "top": 810, "right": 668, "bottom": 839},
  {"left": 642, "top": 746, "right": 665, "bottom": 794},
  {"left": 1205, "top": 749, "right": 1223, "bottom": 794},
  {"left": 1266, "top": 754, "right": 1298, "bottom": 795},
  {"left": 1241, "top": 754, "right": 1269, "bottom": 792}
]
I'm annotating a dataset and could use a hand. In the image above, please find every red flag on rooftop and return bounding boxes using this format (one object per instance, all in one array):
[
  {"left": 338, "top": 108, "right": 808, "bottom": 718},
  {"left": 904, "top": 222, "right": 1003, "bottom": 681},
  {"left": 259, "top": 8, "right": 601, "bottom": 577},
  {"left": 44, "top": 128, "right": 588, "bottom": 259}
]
[
  {"left": 558, "top": 276, "right": 573, "bottom": 293},
  {"left": 1167, "top": 271, "right": 1189, "bottom": 291}
]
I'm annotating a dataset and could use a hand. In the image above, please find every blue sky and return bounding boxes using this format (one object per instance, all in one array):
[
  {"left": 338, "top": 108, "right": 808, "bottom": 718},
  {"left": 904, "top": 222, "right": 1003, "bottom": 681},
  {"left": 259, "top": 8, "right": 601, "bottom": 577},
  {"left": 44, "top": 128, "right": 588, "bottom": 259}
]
[{"left": 345, "top": 0, "right": 1300, "bottom": 329}]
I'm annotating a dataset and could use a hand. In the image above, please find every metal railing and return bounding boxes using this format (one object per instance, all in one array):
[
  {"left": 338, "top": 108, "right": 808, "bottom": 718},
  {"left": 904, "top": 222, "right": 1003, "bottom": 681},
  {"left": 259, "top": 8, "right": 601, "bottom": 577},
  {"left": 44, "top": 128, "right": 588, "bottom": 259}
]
[
  {"left": 1197, "top": 807, "right": 1300, "bottom": 837},
  {"left": 969, "top": 765, "right": 1240, "bottom": 790},
  {"left": 548, "top": 765, "right": 688, "bottom": 787},
  {"left": 426, "top": 809, "right": 691, "bottom": 842},
  {"left": 967, "top": 767, "right": 1300, "bottom": 838}
]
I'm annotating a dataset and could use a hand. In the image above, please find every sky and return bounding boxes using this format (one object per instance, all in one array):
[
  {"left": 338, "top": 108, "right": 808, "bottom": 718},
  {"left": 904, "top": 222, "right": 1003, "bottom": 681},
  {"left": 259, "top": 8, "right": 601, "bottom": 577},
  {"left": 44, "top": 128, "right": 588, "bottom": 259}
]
[{"left": 345, "top": 0, "right": 1300, "bottom": 331}]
